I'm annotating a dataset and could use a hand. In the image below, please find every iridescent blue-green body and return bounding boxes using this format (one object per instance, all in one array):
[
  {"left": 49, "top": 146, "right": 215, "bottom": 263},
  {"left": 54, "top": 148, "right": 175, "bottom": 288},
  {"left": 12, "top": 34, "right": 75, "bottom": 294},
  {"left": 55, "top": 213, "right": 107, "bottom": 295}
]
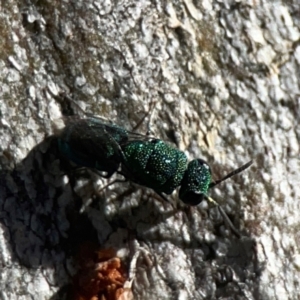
[
  {"left": 121, "top": 139, "right": 188, "bottom": 194},
  {"left": 58, "top": 116, "right": 214, "bottom": 205},
  {"left": 58, "top": 115, "right": 252, "bottom": 238},
  {"left": 121, "top": 140, "right": 212, "bottom": 204},
  {"left": 179, "top": 159, "right": 212, "bottom": 205}
]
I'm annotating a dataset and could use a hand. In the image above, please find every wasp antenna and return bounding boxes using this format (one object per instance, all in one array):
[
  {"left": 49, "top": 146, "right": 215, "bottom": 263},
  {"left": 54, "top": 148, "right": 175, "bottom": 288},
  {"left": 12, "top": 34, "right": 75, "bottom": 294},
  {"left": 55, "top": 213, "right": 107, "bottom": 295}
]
[
  {"left": 205, "top": 196, "right": 241, "bottom": 238},
  {"left": 206, "top": 196, "right": 219, "bottom": 207},
  {"left": 209, "top": 160, "right": 253, "bottom": 189},
  {"left": 217, "top": 206, "right": 241, "bottom": 238}
]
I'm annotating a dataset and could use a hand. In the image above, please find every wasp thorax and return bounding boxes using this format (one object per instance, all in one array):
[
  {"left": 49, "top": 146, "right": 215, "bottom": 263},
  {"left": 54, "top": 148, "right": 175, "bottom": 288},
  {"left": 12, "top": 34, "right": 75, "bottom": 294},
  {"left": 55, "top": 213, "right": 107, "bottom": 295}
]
[{"left": 179, "top": 159, "right": 212, "bottom": 206}]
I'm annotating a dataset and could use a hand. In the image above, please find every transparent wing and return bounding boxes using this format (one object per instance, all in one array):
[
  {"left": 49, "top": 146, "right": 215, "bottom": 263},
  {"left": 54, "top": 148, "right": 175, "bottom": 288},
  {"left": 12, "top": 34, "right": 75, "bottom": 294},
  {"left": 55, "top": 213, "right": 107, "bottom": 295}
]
[
  {"left": 59, "top": 116, "right": 156, "bottom": 163},
  {"left": 72, "top": 115, "right": 156, "bottom": 144}
]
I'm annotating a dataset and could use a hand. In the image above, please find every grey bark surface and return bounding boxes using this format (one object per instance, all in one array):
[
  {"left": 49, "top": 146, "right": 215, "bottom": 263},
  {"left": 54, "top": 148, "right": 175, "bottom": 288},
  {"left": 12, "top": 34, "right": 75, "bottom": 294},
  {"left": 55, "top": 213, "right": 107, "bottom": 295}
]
[{"left": 0, "top": 0, "right": 299, "bottom": 299}]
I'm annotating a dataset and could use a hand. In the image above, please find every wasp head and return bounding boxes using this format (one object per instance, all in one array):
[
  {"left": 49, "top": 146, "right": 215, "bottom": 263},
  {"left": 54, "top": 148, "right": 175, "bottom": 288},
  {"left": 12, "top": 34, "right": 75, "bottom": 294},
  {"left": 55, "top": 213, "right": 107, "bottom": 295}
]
[{"left": 179, "top": 159, "right": 212, "bottom": 206}]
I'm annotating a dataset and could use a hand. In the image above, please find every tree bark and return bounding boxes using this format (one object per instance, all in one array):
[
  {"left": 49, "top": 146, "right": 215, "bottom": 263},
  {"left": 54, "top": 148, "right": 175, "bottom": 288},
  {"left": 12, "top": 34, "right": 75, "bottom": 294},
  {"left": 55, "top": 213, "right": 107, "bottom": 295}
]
[{"left": 0, "top": 0, "right": 299, "bottom": 299}]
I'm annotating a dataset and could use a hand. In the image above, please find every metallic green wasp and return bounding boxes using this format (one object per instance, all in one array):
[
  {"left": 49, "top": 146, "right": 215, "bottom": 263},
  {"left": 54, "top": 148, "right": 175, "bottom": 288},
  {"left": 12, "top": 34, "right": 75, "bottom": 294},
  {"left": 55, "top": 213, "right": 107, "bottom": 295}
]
[{"left": 58, "top": 116, "right": 252, "bottom": 237}]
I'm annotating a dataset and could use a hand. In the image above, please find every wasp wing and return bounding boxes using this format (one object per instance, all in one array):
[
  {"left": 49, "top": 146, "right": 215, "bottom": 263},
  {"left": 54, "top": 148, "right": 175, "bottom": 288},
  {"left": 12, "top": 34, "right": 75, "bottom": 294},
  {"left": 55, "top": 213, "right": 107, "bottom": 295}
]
[{"left": 59, "top": 116, "right": 129, "bottom": 175}]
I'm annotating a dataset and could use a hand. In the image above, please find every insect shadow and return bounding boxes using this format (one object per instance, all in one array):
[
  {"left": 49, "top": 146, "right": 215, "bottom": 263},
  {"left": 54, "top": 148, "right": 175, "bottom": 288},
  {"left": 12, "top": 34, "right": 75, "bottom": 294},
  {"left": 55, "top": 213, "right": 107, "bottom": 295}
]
[
  {"left": 0, "top": 96, "right": 257, "bottom": 300},
  {"left": 55, "top": 94, "right": 252, "bottom": 238}
]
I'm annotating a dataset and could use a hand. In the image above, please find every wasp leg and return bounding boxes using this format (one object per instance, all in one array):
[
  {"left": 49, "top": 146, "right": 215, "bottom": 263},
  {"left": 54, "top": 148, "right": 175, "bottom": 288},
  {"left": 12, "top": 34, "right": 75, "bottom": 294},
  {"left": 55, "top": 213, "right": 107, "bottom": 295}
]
[
  {"left": 96, "top": 178, "right": 127, "bottom": 194},
  {"left": 131, "top": 100, "right": 157, "bottom": 136},
  {"left": 155, "top": 192, "right": 172, "bottom": 204},
  {"left": 92, "top": 169, "right": 116, "bottom": 179}
]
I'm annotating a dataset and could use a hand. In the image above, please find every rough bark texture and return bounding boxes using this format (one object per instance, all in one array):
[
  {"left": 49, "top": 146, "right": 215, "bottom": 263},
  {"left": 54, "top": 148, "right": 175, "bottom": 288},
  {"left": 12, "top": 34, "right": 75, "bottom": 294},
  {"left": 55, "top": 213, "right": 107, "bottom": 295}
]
[{"left": 0, "top": 0, "right": 299, "bottom": 299}]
